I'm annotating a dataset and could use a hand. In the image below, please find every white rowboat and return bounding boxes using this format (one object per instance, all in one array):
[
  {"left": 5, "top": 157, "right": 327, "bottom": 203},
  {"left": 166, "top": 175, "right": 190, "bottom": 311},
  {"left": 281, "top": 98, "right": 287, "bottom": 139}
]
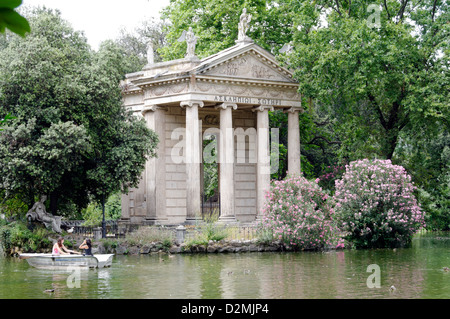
[{"left": 19, "top": 253, "right": 114, "bottom": 269}]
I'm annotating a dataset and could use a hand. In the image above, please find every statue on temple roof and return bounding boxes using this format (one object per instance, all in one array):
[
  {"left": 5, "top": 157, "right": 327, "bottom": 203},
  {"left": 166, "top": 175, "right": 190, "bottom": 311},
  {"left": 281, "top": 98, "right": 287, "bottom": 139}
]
[
  {"left": 147, "top": 40, "right": 154, "bottom": 65},
  {"left": 238, "top": 8, "right": 252, "bottom": 42},
  {"left": 178, "top": 27, "right": 198, "bottom": 58}
]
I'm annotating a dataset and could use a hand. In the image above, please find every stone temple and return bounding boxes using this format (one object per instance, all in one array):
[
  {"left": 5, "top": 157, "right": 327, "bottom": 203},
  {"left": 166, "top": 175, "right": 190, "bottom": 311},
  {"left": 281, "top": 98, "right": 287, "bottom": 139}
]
[{"left": 120, "top": 15, "right": 302, "bottom": 225}]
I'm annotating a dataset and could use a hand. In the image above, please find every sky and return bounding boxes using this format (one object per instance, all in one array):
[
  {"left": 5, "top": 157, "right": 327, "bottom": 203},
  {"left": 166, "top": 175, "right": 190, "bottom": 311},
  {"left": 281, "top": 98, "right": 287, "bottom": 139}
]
[{"left": 22, "top": 0, "right": 171, "bottom": 50}]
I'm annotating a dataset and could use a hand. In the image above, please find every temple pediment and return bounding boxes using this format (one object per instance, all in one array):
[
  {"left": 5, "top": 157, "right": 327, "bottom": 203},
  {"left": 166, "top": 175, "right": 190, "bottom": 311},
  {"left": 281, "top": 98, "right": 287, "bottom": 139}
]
[{"left": 194, "top": 45, "right": 296, "bottom": 84}]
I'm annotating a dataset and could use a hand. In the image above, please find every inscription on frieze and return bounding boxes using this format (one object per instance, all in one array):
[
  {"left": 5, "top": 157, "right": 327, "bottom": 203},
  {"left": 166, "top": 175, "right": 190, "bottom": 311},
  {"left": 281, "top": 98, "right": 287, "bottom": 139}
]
[{"left": 214, "top": 95, "right": 282, "bottom": 106}]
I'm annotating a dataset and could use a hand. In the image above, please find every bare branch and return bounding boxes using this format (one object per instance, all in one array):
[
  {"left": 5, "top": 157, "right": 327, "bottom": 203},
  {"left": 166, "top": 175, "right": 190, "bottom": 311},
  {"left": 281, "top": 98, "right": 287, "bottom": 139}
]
[
  {"left": 368, "top": 93, "right": 387, "bottom": 130},
  {"left": 306, "top": 135, "right": 342, "bottom": 146},
  {"left": 314, "top": 119, "right": 331, "bottom": 127},
  {"left": 396, "top": 0, "right": 409, "bottom": 23},
  {"left": 431, "top": 0, "right": 437, "bottom": 22},
  {"left": 383, "top": 0, "right": 391, "bottom": 20},
  {"left": 332, "top": 0, "right": 342, "bottom": 16}
]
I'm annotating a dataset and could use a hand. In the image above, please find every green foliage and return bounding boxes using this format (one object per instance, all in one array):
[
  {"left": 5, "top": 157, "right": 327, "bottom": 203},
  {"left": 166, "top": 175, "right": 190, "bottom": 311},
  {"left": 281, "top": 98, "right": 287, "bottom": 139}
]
[
  {"left": 270, "top": 142, "right": 287, "bottom": 180},
  {"left": 157, "top": 0, "right": 449, "bottom": 232},
  {"left": 81, "top": 193, "right": 122, "bottom": 226},
  {"left": 202, "top": 136, "right": 218, "bottom": 199},
  {"left": 0, "top": 113, "right": 14, "bottom": 131},
  {"left": 418, "top": 187, "right": 450, "bottom": 231},
  {"left": 100, "top": 239, "right": 118, "bottom": 251},
  {"left": 0, "top": 0, "right": 30, "bottom": 37},
  {"left": 0, "top": 192, "right": 28, "bottom": 219},
  {"left": 0, "top": 221, "right": 52, "bottom": 254},
  {"left": 395, "top": 129, "right": 450, "bottom": 231}
]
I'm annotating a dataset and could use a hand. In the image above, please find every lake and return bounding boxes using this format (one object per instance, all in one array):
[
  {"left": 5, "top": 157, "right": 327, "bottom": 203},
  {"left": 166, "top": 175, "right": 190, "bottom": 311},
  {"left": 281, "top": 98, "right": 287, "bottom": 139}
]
[{"left": 0, "top": 232, "right": 448, "bottom": 299}]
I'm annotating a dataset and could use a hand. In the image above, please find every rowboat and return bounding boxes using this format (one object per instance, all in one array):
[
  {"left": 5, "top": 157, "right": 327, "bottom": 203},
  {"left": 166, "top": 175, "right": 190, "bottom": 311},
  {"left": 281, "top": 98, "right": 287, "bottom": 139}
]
[{"left": 19, "top": 253, "right": 114, "bottom": 269}]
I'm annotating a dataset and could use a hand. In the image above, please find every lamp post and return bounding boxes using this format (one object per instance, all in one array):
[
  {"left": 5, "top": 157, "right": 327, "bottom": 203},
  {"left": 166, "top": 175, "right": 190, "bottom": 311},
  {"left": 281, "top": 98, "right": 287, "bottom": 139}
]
[{"left": 101, "top": 193, "right": 106, "bottom": 239}]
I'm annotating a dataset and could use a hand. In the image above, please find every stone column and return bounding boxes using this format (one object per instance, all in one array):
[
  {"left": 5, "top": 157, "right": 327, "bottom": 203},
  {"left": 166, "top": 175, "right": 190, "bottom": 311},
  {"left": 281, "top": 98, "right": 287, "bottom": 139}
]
[
  {"left": 216, "top": 102, "right": 237, "bottom": 224},
  {"left": 181, "top": 100, "right": 204, "bottom": 224},
  {"left": 254, "top": 105, "right": 273, "bottom": 220},
  {"left": 142, "top": 105, "right": 168, "bottom": 224},
  {"left": 286, "top": 107, "right": 302, "bottom": 175}
]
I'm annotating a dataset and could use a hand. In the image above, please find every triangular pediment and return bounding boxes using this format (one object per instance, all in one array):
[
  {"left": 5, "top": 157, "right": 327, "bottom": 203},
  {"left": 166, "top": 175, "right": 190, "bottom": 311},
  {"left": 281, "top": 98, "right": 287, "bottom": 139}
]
[{"left": 194, "top": 44, "right": 296, "bottom": 83}]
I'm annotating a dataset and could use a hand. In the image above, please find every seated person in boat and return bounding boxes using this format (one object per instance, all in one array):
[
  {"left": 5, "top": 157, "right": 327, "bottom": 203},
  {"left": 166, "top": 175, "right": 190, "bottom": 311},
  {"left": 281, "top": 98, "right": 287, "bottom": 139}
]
[
  {"left": 52, "top": 237, "right": 76, "bottom": 255},
  {"left": 79, "top": 238, "right": 93, "bottom": 256}
]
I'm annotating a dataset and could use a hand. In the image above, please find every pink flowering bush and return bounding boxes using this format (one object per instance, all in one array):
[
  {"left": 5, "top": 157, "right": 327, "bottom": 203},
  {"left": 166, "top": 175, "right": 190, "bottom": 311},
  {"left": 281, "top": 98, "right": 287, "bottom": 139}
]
[
  {"left": 260, "top": 175, "right": 344, "bottom": 250},
  {"left": 316, "top": 164, "right": 347, "bottom": 193},
  {"left": 334, "top": 159, "right": 426, "bottom": 248}
]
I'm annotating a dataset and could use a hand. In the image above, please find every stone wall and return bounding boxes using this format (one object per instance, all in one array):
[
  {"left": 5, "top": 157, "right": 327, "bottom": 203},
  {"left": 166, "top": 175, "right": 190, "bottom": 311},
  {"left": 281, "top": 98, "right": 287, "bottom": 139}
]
[{"left": 95, "top": 239, "right": 283, "bottom": 255}]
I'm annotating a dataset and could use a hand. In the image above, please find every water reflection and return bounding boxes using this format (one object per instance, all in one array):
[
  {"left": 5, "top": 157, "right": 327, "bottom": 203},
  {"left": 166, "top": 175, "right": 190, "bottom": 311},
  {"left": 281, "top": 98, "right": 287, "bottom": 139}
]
[{"left": 0, "top": 232, "right": 449, "bottom": 299}]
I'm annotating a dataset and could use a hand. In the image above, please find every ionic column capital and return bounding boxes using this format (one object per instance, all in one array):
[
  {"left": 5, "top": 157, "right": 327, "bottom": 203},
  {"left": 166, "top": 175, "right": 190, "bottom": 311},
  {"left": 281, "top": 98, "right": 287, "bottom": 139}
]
[
  {"left": 180, "top": 100, "right": 204, "bottom": 108},
  {"left": 283, "top": 106, "right": 303, "bottom": 114},
  {"left": 215, "top": 102, "right": 237, "bottom": 110},
  {"left": 141, "top": 104, "right": 167, "bottom": 115},
  {"left": 252, "top": 105, "right": 274, "bottom": 112}
]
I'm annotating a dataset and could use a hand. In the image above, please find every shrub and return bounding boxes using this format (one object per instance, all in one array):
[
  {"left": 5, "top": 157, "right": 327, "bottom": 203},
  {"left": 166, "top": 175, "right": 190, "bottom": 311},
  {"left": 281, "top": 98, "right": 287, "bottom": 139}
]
[
  {"left": 260, "top": 174, "right": 343, "bottom": 250},
  {"left": 185, "top": 210, "right": 228, "bottom": 247},
  {"left": 124, "top": 226, "right": 174, "bottom": 246},
  {"left": 334, "top": 159, "right": 426, "bottom": 248},
  {"left": 316, "top": 164, "right": 346, "bottom": 194},
  {"left": 0, "top": 221, "right": 52, "bottom": 254},
  {"left": 200, "top": 212, "right": 228, "bottom": 242}
]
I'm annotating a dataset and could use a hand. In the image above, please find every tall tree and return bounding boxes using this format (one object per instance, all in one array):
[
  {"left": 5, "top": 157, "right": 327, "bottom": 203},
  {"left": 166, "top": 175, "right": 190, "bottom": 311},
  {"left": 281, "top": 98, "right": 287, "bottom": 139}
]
[
  {"left": 0, "top": 8, "right": 158, "bottom": 218},
  {"left": 115, "top": 17, "right": 169, "bottom": 70},
  {"left": 280, "top": 0, "right": 449, "bottom": 160}
]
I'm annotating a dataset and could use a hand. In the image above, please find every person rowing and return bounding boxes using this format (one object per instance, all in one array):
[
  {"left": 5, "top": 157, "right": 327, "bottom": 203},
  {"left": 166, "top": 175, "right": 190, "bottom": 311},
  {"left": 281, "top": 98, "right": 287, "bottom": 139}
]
[
  {"left": 79, "top": 238, "right": 93, "bottom": 256},
  {"left": 52, "top": 237, "right": 79, "bottom": 255}
]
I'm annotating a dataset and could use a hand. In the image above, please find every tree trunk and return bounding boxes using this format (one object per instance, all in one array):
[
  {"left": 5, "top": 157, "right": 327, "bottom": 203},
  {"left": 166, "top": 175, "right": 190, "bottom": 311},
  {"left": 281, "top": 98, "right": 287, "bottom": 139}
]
[
  {"left": 102, "top": 194, "right": 106, "bottom": 239},
  {"left": 28, "top": 189, "right": 35, "bottom": 210},
  {"left": 371, "top": 94, "right": 405, "bottom": 160},
  {"left": 384, "top": 128, "right": 399, "bottom": 160},
  {"left": 49, "top": 191, "right": 58, "bottom": 216}
]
